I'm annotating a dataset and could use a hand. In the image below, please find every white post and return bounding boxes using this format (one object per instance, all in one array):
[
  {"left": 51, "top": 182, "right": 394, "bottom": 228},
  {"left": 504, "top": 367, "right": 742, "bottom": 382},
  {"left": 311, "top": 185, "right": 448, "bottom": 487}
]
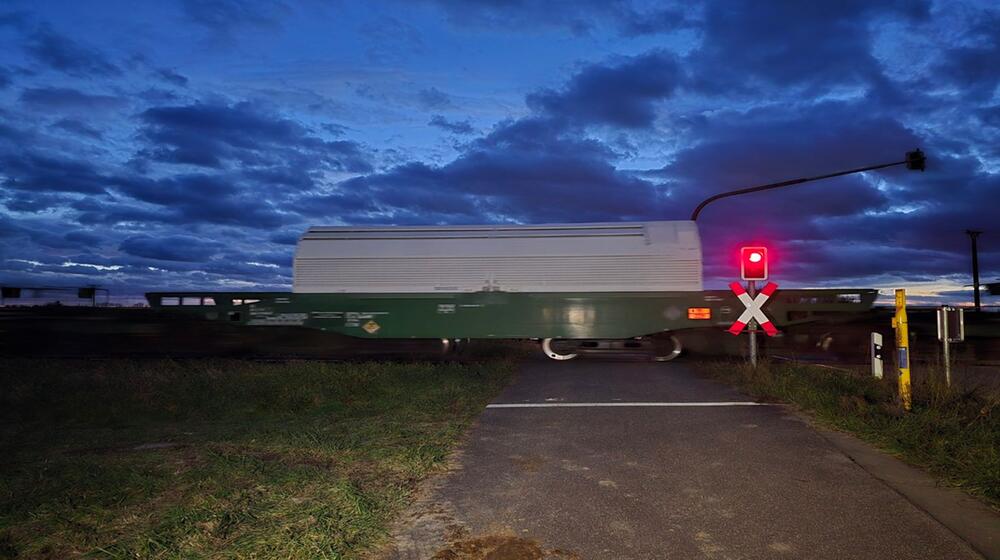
[
  {"left": 871, "top": 332, "right": 884, "bottom": 379},
  {"left": 939, "top": 307, "right": 952, "bottom": 387}
]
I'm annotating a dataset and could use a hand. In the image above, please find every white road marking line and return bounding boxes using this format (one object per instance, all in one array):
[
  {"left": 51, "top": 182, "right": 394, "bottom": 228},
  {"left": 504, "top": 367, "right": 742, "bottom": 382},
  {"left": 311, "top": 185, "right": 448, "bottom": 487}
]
[{"left": 486, "top": 402, "right": 770, "bottom": 408}]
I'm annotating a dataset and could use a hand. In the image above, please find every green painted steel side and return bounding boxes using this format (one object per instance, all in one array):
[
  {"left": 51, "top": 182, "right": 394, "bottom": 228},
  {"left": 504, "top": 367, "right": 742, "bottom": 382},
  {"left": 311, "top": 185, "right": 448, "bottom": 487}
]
[{"left": 147, "top": 288, "right": 878, "bottom": 340}]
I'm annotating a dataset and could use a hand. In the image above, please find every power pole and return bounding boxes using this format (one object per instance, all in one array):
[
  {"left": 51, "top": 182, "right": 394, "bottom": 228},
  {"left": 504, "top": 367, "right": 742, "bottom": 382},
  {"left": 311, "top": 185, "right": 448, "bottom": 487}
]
[{"left": 966, "top": 230, "right": 982, "bottom": 312}]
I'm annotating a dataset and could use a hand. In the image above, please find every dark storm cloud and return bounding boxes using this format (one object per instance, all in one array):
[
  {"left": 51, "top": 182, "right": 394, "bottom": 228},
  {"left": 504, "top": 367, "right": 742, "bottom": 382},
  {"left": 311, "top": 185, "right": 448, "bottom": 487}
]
[
  {"left": 155, "top": 67, "right": 188, "bottom": 87},
  {"left": 72, "top": 202, "right": 180, "bottom": 228},
  {"left": 241, "top": 166, "right": 315, "bottom": 190},
  {"left": 64, "top": 230, "right": 103, "bottom": 247},
  {"left": 181, "top": 0, "right": 291, "bottom": 33},
  {"left": 472, "top": 116, "right": 612, "bottom": 159},
  {"left": 688, "top": 1, "right": 929, "bottom": 95},
  {"left": 779, "top": 242, "right": 967, "bottom": 284},
  {"left": 0, "top": 11, "right": 30, "bottom": 29},
  {"left": 0, "top": 253, "right": 288, "bottom": 294},
  {"left": 424, "top": 1, "right": 700, "bottom": 37},
  {"left": 976, "top": 105, "right": 1000, "bottom": 128},
  {"left": 0, "top": 214, "right": 113, "bottom": 253},
  {"left": 654, "top": 99, "right": 1000, "bottom": 285},
  {"left": 138, "top": 88, "right": 182, "bottom": 104},
  {"left": 2, "top": 191, "right": 72, "bottom": 213},
  {"left": 115, "top": 173, "right": 239, "bottom": 206},
  {"left": 1, "top": 1, "right": 996, "bottom": 298},
  {"left": 428, "top": 115, "right": 474, "bottom": 135},
  {"left": 0, "top": 119, "right": 31, "bottom": 144},
  {"left": 141, "top": 102, "right": 306, "bottom": 154},
  {"left": 119, "top": 234, "right": 223, "bottom": 262},
  {"left": 321, "top": 123, "right": 349, "bottom": 137},
  {"left": 809, "top": 160, "right": 1000, "bottom": 255},
  {"left": 137, "top": 101, "right": 372, "bottom": 173},
  {"left": 51, "top": 118, "right": 104, "bottom": 139},
  {"left": 320, "top": 140, "right": 372, "bottom": 173},
  {"left": 934, "top": 13, "right": 1000, "bottom": 101},
  {"left": 269, "top": 230, "right": 301, "bottom": 245},
  {"left": 416, "top": 87, "right": 451, "bottom": 110},
  {"left": 422, "top": 0, "right": 622, "bottom": 36},
  {"left": 657, "top": 103, "right": 919, "bottom": 209},
  {"left": 1, "top": 153, "right": 109, "bottom": 194},
  {"left": 360, "top": 16, "right": 425, "bottom": 64},
  {"left": 0, "top": 166, "right": 289, "bottom": 231},
  {"left": 619, "top": 7, "right": 695, "bottom": 37},
  {"left": 20, "top": 87, "right": 125, "bottom": 111},
  {"left": 109, "top": 173, "right": 290, "bottom": 229},
  {"left": 306, "top": 117, "right": 661, "bottom": 224},
  {"left": 25, "top": 25, "right": 121, "bottom": 77},
  {"left": 527, "top": 50, "right": 683, "bottom": 129}
]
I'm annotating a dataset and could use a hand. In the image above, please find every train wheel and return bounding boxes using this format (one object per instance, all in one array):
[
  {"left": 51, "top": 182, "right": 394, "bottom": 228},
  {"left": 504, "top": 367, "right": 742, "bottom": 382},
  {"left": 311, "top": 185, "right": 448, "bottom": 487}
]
[
  {"left": 542, "top": 338, "right": 578, "bottom": 361},
  {"left": 651, "top": 335, "right": 683, "bottom": 362}
]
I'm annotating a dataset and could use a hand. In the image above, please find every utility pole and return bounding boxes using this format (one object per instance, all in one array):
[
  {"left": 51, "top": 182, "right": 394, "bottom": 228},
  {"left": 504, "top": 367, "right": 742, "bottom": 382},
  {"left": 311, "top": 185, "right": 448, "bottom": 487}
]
[{"left": 966, "top": 230, "right": 982, "bottom": 312}]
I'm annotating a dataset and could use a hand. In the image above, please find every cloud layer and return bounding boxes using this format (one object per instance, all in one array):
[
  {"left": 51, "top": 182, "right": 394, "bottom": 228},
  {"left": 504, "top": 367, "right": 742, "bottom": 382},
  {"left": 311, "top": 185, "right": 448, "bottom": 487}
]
[{"left": 0, "top": 0, "right": 997, "bottom": 304}]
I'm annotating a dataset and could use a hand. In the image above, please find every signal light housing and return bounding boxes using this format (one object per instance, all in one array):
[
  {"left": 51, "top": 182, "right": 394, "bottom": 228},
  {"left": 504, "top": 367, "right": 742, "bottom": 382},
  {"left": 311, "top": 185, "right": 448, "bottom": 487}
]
[
  {"left": 905, "top": 149, "right": 926, "bottom": 172},
  {"left": 740, "top": 246, "right": 768, "bottom": 281}
]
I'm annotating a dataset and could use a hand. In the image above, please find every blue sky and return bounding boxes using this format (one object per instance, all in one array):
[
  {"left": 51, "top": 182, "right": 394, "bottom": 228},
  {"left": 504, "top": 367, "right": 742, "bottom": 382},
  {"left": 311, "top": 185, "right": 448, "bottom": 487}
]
[{"left": 0, "top": 0, "right": 997, "bottom": 303}]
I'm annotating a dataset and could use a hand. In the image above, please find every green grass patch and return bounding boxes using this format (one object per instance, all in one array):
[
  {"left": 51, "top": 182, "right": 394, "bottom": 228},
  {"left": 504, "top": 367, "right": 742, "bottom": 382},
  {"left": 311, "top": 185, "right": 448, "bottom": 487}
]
[
  {"left": 699, "top": 359, "right": 1000, "bottom": 509},
  {"left": 0, "top": 355, "right": 516, "bottom": 559}
]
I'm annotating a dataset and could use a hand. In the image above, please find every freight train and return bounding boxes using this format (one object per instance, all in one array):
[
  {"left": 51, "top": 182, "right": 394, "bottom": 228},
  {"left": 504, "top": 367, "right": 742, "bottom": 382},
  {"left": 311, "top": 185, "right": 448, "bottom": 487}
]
[{"left": 147, "top": 220, "right": 876, "bottom": 360}]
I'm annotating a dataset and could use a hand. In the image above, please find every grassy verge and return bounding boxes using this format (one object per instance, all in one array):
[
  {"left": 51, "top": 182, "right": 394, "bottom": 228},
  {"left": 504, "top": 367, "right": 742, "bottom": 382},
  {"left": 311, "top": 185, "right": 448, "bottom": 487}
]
[
  {"left": 698, "top": 359, "right": 1000, "bottom": 510},
  {"left": 0, "top": 355, "right": 516, "bottom": 559}
]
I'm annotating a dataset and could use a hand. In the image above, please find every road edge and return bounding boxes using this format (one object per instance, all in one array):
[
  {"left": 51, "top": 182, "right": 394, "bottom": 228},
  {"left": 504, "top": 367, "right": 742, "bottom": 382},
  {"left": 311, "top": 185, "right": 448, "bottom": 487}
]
[{"left": 810, "top": 418, "right": 1000, "bottom": 560}]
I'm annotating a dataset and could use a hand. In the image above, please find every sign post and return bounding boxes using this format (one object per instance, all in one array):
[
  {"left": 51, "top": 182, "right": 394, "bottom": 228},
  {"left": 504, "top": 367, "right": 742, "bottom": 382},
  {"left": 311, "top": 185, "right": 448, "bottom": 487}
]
[
  {"left": 728, "top": 280, "right": 779, "bottom": 366},
  {"left": 936, "top": 306, "right": 965, "bottom": 387},
  {"left": 893, "top": 289, "right": 912, "bottom": 411},
  {"left": 730, "top": 246, "right": 776, "bottom": 366},
  {"left": 748, "top": 280, "right": 757, "bottom": 367}
]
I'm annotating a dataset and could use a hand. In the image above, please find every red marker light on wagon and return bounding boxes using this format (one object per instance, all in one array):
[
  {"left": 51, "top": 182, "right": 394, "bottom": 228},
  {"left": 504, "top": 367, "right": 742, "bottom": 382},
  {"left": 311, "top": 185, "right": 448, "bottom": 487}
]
[
  {"left": 740, "top": 246, "right": 768, "bottom": 281},
  {"left": 687, "top": 307, "right": 712, "bottom": 320}
]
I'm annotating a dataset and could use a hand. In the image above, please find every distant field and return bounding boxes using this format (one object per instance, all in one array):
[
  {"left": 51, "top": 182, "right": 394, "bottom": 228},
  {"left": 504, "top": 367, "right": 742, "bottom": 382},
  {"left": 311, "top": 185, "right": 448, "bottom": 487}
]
[{"left": 0, "top": 355, "right": 516, "bottom": 559}]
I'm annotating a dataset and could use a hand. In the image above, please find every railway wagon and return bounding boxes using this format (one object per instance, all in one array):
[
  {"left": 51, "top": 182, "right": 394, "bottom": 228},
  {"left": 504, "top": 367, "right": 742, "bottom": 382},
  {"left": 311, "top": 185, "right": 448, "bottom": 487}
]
[{"left": 147, "top": 220, "right": 876, "bottom": 360}]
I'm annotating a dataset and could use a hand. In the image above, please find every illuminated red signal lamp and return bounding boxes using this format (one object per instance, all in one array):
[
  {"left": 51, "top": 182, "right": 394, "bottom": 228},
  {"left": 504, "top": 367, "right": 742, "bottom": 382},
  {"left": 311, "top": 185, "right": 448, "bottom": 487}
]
[{"left": 740, "top": 246, "right": 768, "bottom": 281}]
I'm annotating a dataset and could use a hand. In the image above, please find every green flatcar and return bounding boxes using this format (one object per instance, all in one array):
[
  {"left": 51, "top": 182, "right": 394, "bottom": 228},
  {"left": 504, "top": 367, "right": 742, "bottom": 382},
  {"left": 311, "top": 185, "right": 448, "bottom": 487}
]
[{"left": 147, "top": 221, "right": 877, "bottom": 360}]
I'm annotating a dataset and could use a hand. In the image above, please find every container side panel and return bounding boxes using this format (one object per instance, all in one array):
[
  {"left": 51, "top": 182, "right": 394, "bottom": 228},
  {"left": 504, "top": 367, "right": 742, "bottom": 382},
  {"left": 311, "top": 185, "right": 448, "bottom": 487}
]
[{"left": 293, "top": 220, "right": 703, "bottom": 294}]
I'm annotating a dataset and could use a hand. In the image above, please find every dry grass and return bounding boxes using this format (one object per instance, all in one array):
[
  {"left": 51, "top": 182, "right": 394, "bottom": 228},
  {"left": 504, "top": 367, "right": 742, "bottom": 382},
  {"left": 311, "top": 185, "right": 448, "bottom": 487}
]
[
  {"left": 0, "top": 356, "right": 516, "bottom": 559},
  {"left": 699, "top": 359, "right": 1000, "bottom": 509}
]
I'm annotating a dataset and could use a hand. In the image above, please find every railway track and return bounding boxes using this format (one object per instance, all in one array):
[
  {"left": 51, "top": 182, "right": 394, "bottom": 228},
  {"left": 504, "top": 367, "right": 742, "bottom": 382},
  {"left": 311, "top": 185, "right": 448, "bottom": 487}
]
[{"left": 2, "top": 306, "right": 998, "bottom": 367}]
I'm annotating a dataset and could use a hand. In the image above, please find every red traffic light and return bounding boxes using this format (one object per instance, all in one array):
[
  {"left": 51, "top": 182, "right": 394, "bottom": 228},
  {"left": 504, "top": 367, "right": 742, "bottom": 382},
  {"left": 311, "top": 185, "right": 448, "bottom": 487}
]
[{"left": 740, "top": 246, "right": 768, "bottom": 281}]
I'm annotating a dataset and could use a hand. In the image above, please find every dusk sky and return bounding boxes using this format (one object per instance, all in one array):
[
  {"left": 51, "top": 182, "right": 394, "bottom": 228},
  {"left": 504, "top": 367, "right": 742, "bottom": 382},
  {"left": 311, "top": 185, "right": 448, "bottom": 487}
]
[{"left": 0, "top": 0, "right": 997, "bottom": 303}]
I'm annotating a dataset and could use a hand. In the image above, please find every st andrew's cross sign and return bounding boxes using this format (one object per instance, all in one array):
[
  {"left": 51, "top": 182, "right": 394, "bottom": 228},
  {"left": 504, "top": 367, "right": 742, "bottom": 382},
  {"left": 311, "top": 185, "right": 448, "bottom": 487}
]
[{"left": 727, "top": 281, "right": 780, "bottom": 337}]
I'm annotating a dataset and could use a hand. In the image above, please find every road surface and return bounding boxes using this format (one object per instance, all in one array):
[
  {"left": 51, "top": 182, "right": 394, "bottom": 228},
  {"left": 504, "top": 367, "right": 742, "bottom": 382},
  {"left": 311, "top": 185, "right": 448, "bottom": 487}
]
[{"left": 385, "top": 358, "right": 985, "bottom": 559}]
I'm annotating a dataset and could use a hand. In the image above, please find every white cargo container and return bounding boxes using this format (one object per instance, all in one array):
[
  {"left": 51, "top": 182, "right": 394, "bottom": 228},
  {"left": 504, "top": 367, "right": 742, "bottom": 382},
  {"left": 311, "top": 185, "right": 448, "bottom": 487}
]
[{"left": 293, "top": 221, "right": 703, "bottom": 294}]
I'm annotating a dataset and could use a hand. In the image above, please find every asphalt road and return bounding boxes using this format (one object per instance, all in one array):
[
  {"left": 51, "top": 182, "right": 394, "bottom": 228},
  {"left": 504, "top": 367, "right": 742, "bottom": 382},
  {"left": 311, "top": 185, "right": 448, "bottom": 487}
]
[{"left": 387, "top": 358, "right": 983, "bottom": 560}]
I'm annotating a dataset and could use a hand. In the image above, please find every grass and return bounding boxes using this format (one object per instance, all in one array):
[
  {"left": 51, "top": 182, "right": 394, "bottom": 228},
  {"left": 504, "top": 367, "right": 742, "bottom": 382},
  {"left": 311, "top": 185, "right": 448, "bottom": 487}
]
[
  {"left": 698, "top": 359, "right": 1000, "bottom": 509},
  {"left": 0, "top": 354, "right": 516, "bottom": 559}
]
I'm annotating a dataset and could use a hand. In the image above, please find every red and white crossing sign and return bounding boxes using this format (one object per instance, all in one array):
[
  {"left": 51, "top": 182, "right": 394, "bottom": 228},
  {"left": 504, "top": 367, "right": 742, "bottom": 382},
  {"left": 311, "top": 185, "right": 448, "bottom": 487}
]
[{"left": 727, "top": 281, "right": 780, "bottom": 337}]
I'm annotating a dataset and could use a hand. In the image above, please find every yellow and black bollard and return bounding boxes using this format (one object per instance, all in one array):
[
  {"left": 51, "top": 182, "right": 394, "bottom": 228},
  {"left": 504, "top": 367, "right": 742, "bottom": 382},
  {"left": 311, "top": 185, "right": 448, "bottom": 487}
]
[{"left": 892, "top": 289, "right": 912, "bottom": 411}]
